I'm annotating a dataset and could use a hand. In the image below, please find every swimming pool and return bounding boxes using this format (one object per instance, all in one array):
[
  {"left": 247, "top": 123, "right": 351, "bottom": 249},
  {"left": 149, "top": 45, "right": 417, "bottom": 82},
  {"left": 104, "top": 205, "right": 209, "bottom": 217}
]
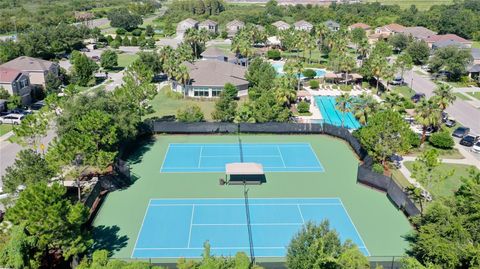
[
  {"left": 314, "top": 96, "right": 361, "bottom": 129},
  {"left": 271, "top": 62, "right": 326, "bottom": 79}
]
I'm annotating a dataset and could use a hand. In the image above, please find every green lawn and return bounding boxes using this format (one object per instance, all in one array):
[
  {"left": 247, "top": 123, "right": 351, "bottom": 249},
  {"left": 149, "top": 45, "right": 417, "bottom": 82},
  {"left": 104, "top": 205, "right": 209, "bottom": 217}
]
[
  {"left": 117, "top": 53, "right": 139, "bottom": 68},
  {"left": 407, "top": 143, "right": 464, "bottom": 159},
  {"left": 473, "top": 41, "right": 480, "bottom": 49},
  {"left": 454, "top": 92, "right": 472, "bottom": 101},
  {"left": 467, "top": 92, "right": 480, "bottom": 100},
  {"left": 366, "top": 0, "right": 453, "bottom": 10},
  {"left": 404, "top": 161, "right": 478, "bottom": 198},
  {"left": 391, "top": 85, "right": 415, "bottom": 98},
  {"left": 0, "top": 124, "right": 13, "bottom": 136},
  {"left": 144, "top": 85, "right": 217, "bottom": 121},
  {"left": 93, "top": 134, "right": 412, "bottom": 262},
  {"left": 391, "top": 168, "right": 412, "bottom": 188}
]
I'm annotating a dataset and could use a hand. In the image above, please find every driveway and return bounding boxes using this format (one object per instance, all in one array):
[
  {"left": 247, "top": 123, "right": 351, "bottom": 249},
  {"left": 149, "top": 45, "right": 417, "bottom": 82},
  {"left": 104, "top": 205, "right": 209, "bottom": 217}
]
[{"left": 404, "top": 70, "right": 480, "bottom": 134}]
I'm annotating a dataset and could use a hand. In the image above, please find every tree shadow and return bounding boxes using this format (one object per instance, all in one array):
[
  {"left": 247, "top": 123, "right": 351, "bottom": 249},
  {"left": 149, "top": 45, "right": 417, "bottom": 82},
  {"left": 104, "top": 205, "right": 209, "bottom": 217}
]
[
  {"left": 92, "top": 225, "right": 129, "bottom": 254},
  {"left": 124, "top": 135, "right": 156, "bottom": 165}
]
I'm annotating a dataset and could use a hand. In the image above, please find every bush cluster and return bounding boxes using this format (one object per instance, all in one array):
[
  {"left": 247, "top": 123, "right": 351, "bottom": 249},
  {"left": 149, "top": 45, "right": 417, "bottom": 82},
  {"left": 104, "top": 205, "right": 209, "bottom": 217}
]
[{"left": 429, "top": 131, "right": 454, "bottom": 149}]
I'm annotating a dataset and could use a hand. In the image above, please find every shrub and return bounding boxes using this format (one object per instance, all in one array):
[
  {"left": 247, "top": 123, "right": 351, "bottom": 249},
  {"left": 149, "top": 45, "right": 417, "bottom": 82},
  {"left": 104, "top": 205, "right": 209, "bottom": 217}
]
[
  {"left": 302, "top": 69, "right": 316, "bottom": 79},
  {"left": 110, "top": 40, "right": 120, "bottom": 49},
  {"left": 220, "top": 31, "right": 228, "bottom": 39},
  {"left": 297, "top": 101, "right": 310, "bottom": 113},
  {"left": 115, "top": 28, "right": 127, "bottom": 35},
  {"left": 309, "top": 80, "right": 319, "bottom": 89},
  {"left": 429, "top": 131, "right": 454, "bottom": 149},
  {"left": 372, "top": 163, "right": 384, "bottom": 174},
  {"left": 407, "top": 130, "right": 421, "bottom": 148},
  {"left": 403, "top": 99, "right": 415, "bottom": 109},
  {"left": 267, "top": 49, "right": 281, "bottom": 60},
  {"left": 131, "top": 29, "right": 142, "bottom": 36},
  {"left": 177, "top": 105, "right": 204, "bottom": 122},
  {"left": 339, "top": 84, "right": 352, "bottom": 91}
]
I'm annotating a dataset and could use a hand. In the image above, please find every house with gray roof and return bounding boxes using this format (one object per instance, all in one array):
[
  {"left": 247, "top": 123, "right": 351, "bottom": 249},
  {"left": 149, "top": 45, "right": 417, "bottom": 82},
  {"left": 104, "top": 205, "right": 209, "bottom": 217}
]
[
  {"left": 432, "top": 39, "right": 468, "bottom": 50},
  {"left": 294, "top": 20, "right": 313, "bottom": 32},
  {"left": 401, "top": 26, "right": 436, "bottom": 40},
  {"left": 272, "top": 20, "right": 290, "bottom": 31},
  {"left": 176, "top": 18, "right": 198, "bottom": 36},
  {"left": 325, "top": 20, "right": 340, "bottom": 32},
  {"left": 0, "top": 56, "right": 58, "bottom": 87},
  {"left": 467, "top": 48, "right": 480, "bottom": 80},
  {"left": 200, "top": 47, "right": 236, "bottom": 63},
  {"left": 172, "top": 60, "right": 248, "bottom": 98},
  {"left": 226, "top": 20, "right": 245, "bottom": 38},
  {"left": 199, "top": 20, "right": 218, "bottom": 34}
]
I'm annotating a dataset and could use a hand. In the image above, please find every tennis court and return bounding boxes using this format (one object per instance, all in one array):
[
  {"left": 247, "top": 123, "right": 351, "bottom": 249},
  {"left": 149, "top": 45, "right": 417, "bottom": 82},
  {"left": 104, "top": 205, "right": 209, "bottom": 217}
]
[
  {"left": 161, "top": 143, "right": 324, "bottom": 173},
  {"left": 132, "top": 198, "right": 369, "bottom": 258}
]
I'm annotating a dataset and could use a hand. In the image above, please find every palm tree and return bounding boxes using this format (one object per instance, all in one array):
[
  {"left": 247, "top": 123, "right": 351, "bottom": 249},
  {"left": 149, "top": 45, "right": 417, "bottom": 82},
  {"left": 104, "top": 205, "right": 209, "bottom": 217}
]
[
  {"left": 339, "top": 53, "right": 356, "bottom": 85},
  {"left": 314, "top": 23, "right": 329, "bottom": 52},
  {"left": 293, "top": 60, "right": 305, "bottom": 91},
  {"left": 351, "top": 93, "right": 378, "bottom": 124},
  {"left": 335, "top": 93, "right": 352, "bottom": 128},
  {"left": 274, "top": 86, "right": 297, "bottom": 107},
  {"left": 415, "top": 98, "right": 441, "bottom": 145},
  {"left": 175, "top": 64, "right": 190, "bottom": 98},
  {"left": 184, "top": 28, "right": 200, "bottom": 58},
  {"left": 383, "top": 92, "right": 405, "bottom": 112},
  {"left": 433, "top": 84, "right": 456, "bottom": 111}
]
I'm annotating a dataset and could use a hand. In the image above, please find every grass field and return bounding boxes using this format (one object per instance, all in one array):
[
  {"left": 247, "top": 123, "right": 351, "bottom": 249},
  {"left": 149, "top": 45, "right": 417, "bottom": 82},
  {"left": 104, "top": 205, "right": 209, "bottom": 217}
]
[
  {"left": 117, "top": 53, "right": 139, "bottom": 68},
  {"left": 404, "top": 161, "right": 478, "bottom": 198},
  {"left": 407, "top": 144, "right": 464, "bottom": 159},
  {"left": 145, "top": 85, "right": 217, "bottom": 121},
  {"left": 473, "top": 42, "right": 480, "bottom": 49},
  {"left": 93, "top": 134, "right": 412, "bottom": 262},
  {"left": 366, "top": 0, "right": 453, "bottom": 10},
  {"left": 467, "top": 92, "right": 480, "bottom": 100},
  {"left": 454, "top": 92, "right": 472, "bottom": 101},
  {"left": 0, "top": 124, "right": 13, "bottom": 136},
  {"left": 391, "top": 85, "right": 415, "bottom": 98}
]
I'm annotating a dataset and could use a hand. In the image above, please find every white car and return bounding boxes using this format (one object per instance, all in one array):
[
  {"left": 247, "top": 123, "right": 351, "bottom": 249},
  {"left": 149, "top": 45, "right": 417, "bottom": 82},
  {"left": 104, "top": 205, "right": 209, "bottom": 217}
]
[
  {"left": 472, "top": 141, "right": 480, "bottom": 153},
  {"left": 0, "top": 113, "right": 24, "bottom": 125}
]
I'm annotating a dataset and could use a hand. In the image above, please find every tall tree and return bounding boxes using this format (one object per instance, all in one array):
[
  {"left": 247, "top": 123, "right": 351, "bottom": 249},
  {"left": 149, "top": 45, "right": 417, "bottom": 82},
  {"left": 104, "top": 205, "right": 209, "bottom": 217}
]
[
  {"left": 5, "top": 183, "right": 91, "bottom": 267},
  {"left": 212, "top": 84, "right": 238, "bottom": 122},
  {"left": 406, "top": 40, "right": 430, "bottom": 65},
  {"left": 287, "top": 221, "right": 369, "bottom": 269},
  {"left": 335, "top": 93, "right": 353, "bottom": 128},
  {"left": 100, "top": 50, "right": 118, "bottom": 70},
  {"left": 432, "top": 84, "right": 456, "bottom": 111},
  {"left": 414, "top": 98, "right": 441, "bottom": 145},
  {"left": 395, "top": 53, "right": 413, "bottom": 81}
]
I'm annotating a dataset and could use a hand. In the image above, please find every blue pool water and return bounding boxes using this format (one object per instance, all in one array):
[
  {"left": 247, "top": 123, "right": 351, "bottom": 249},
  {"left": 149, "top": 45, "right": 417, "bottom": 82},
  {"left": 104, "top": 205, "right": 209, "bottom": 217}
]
[
  {"left": 314, "top": 96, "right": 361, "bottom": 129},
  {"left": 271, "top": 62, "right": 326, "bottom": 79}
]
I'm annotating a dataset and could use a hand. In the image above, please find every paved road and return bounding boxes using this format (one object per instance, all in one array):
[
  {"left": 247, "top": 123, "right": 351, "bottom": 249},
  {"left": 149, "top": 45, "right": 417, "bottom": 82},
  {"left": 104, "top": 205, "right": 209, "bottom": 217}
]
[
  {"left": 0, "top": 128, "right": 56, "bottom": 189},
  {"left": 404, "top": 70, "right": 480, "bottom": 134}
]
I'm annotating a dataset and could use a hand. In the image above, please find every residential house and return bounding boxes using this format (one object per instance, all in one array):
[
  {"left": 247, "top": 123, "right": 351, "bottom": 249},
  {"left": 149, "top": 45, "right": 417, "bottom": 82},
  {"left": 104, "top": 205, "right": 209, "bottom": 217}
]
[
  {"left": 0, "top": 67, "right": 31, "bottom": 105},
  {"left": 172, "top": 60, "right": 248, "bottom": 98},
  {"left": 324, "top": 20, "right": 340, "bottom": 32},
  {"left": 176, "top": 18, "right": 198, "bottom": 36},
  {"left": 272, "top": 20, "right": 290, "bottom": 31},
  {"left": 424, "top": 34, "right": 472, "bottom": 48},
  {"left": 467, "top": 48, "right": 480, "bottom": 80},
  {"left": 368, "top": 23, "right": 406, "bottom": 44},
  {"left": 294, "top": 20, "right": 313, "bottom": 32},
  {"left": 348, "top": 23, "right": 371, "bottom": 35},
  {"left": 0, "top": 56, "right": 58, "bottom": 87},
  {"left": 200, "top": 46, "right": 237, "bottom": 63},
  {"left": 226, "top": 20, "right": 245, "bottom": 38},
  {"left": 432, "top": 39, "right": 468, "bottom": 50},
  {"left": 401, "top": 26, "right": 436, "bottom": 41},
  {"left": 198, "top": 20, "right": 218, "bottom": 34}
]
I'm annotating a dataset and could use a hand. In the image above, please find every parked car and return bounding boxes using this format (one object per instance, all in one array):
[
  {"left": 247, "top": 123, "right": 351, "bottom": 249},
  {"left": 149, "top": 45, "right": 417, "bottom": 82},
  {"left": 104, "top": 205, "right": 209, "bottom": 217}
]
[
  {"left": 472, "top": 141, "right": 480, "bottom": 153},
  {"left": 80, "top": 48, "right": 90, "bottom": 52},
  {"left": 0, "top": 113, "right": 24, "bottom": 124},
  {"left": 12, "top": 108, "right": 32, "bottom": 115},
  {"left": 91, "top": 56, "right": 100, "bottom": 61},
  {"left": 30, "top": 100, "right": 45, "bottom": 111},
  {"left": 459, "top": 135, "right": 478, "bottom": 147},
  {"left": 444, "top": 118, "right": 456, "bottom": 128},
  {"left": 411, "top": 93, "right": 425, "bottom": 103},
  {"left": 452, "top": 126, "right": 470, "bottom": 138},
  {"left": 391, "top": 76, "right": 404, "bottom": 85}
]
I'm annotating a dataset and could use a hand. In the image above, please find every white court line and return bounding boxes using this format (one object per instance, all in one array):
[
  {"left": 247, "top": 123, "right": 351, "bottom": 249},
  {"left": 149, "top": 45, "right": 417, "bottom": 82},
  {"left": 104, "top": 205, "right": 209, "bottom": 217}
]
[
  {"left": 135, "top": 246, "right": 285, "bottom": 250},
  {"left": 197, "top": 146, "right": 203, "bottom": 168},
  {"left": 308, "top": 143, "right": 325, "bottom": 172},
  {"left": 168, "top": 143, "right": 312, "bottom": 147},
  {"left": 159, "top": 144, "right": 172, "bottom": 172},
  {"left": 276, "top": 146, "right": 287, "bottom": 168},
  {"left": 131, "top": 200, "right": 152, "bottom": 258},
  {"left": 297, "top": 204, "right": 305, "bottom": 224},
  {"left": 191, "top": 223, "right": 303, "bottom": 226},
  {"left": 200, "top": 155, "right": 280, "bottom": 158},
  {"left": 339, "top": 200, "right": 371, "bottom": 256},
  {"left": 149, "top": 203, "right": 342, "bottom": 207},
  {"left": 149, "top": 197, "right": 341, "bottom": 201},
  {"left": 162, "top": 166, "right": 321, "bottom": 169},
  {"left": 187, "top": 205, "right": 195, "bottom": 248}
]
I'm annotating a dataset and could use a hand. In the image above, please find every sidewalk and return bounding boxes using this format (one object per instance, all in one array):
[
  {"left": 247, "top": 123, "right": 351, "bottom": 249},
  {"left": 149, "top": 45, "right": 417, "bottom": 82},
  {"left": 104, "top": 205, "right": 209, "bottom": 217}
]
[{"left": 0, "top": 131, "right": 13, "bottom": 142}]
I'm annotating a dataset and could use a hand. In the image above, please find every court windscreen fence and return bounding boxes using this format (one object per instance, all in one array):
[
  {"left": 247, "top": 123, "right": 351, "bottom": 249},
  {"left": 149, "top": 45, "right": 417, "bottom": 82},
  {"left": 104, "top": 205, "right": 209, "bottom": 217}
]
[{"left": 148, "top": 121, "right": 421, "bottom": 217}]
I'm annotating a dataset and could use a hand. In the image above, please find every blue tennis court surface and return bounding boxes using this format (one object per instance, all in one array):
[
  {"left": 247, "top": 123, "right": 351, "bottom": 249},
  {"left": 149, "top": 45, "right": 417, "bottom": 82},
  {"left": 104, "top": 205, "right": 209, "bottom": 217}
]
[
  {"left": 132, "top": 198, "right": 369, "bottom": 258},
  {"left": 160, "top": 143, "right": 324, "bottom": 173}
]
